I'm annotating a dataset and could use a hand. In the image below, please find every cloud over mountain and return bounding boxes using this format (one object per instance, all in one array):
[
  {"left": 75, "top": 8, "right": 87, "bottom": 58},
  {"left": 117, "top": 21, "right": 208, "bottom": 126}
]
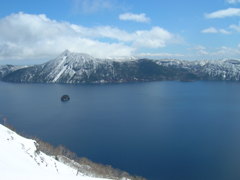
[{"left": 0, "top": 12, "right": 177, "bottom": 62}]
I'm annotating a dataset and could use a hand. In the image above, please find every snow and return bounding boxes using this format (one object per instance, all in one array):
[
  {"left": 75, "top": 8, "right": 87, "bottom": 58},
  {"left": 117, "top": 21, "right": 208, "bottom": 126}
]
[
  {"left": 156, "top": 58, "right": 240, "bottom": 81},
  {"left": 44, "top": 50, "right": 104, "bottom": 83},
  {"left": 52, "top": 56, "right": 67, "bottom": 82},
  {"left": 0, "top": 124, "right": 111, "bottom": 180},
  {"left": 3, "top": 50, "right": 240, "bottom": 83}
]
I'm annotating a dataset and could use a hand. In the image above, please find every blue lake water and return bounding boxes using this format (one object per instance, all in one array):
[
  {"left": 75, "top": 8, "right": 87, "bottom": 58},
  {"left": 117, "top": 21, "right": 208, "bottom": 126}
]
[{"left": 1, "top": 81, "right": 240, "bottom": 180}]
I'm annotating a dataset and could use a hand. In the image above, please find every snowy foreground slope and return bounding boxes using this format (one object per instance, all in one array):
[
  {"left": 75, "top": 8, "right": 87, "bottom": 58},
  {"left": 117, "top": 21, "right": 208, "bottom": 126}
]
[{"left": 0, "top": 124, "right": 117, "bottom": 180}]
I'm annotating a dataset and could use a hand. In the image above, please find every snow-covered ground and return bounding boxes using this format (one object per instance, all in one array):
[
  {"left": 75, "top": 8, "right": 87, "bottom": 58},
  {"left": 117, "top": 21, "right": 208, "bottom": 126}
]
[{"left": 0, "top": 124, "right": 111, "bottom": 180}]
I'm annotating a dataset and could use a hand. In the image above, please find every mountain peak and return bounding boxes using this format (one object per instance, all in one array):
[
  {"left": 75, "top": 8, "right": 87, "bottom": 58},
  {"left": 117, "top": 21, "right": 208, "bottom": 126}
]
[
  {"left": 57, "top": 50, "right": 95, "bottom": 61},
  {"left": 61, "top": 49, "right": 71, "bottom": 55}
]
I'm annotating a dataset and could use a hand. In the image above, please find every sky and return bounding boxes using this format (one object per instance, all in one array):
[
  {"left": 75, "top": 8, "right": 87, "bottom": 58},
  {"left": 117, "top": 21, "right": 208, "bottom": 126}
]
[{"left": 0, "top": 0, "right": 240, "bottom": 64}]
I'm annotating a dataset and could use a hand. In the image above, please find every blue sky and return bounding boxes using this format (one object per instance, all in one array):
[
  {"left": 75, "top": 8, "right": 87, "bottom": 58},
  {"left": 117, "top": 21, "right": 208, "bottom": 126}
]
[{"left": 0, "top": 0, "right": 240, "bottom": 64}]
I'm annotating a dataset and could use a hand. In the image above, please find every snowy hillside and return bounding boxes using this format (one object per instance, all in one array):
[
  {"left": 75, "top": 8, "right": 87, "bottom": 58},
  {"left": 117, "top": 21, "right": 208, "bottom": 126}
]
[
  {"left": 156, "top": 59, "right": 240, "bottom": 81},
  {"left": 43, "top": 50, "right": 114, "bottom": 83},
  {"left": 0, "top": 50, "right": 199, "bottom": 83},
  {"left": 0, "top": 124, "right": 126, "bottom": 180},
  {"left": 1, "top": 50, "right": 240, "bottom": 83},
  {"left": 0, "top": 65, "right": 24, "bottom": 79}
]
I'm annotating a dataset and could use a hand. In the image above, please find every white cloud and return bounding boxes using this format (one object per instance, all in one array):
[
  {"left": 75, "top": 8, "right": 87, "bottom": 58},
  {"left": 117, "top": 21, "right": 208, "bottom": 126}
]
[
  {"left": 0, "top": 13, "right": 134, "bottom": 60},
  {"left": 71, "top": 25, "right": 134, "bottom": 41},
  {"left": 201, "top": 27, "right": 231, "bottom": 34},
  {"left": 193, "top": 45, "right": 207, "bottom": 51},
  {"left": 0, "top": 12, "right": 177, "bottom": 62},
  {"left": 72, "top": 0, "right": 116, "bottom": 13},
  {"left": 137, "top": 52, "right": 184, "bottom": 58},
  {"left": 229, "top": 24, "right": 240, "bottom": 32},
  {"left": 190, "top": 45, "right": 240, "bottom": 59},
  {"left": 219, "top": 29, "right": 231, "bottom": 34},
  {"left": 201, "top": 27, "right": 218, "bottom": 33},
  {"left": 119, "top": 13, "right": 150, "bottom": 23},
  {"left": 132, "top": 27, "right": 174, "bottom": 47},
  {"left": 192, "top": 45, "right": 209, "bottom": 55},
  {"left": 73, "top": 26, "right": 175, "bottom": 48},
  {"left": 212, "top": 46, "right": 240, "bottom": 57},
  {"left": 226, "top": 0, "right": 240, "bottom": 4},
  {"left": 205, "top": 8, "right": 240, "bottom": 18}
]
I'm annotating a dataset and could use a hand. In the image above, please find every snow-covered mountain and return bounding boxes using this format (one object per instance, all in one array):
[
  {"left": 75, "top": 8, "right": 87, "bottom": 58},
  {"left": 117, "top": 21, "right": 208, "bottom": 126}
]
[
  {"left": 156, "top": 59, "right": 240, "bottom": 81},
  {"left": 1, "top": 50, "right": 240, "bottom": 83},
  {"left": 0, "top": 64, "right": 24, "bottom": 79},
  {"left": 0, "top": 124, "right": 144, "bottom": 180}
]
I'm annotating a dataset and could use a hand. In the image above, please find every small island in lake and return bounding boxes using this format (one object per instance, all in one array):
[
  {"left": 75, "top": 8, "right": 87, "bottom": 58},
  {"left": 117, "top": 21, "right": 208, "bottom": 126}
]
[{"left": 61, "top": 95, "right": 70, "bottom": 102}]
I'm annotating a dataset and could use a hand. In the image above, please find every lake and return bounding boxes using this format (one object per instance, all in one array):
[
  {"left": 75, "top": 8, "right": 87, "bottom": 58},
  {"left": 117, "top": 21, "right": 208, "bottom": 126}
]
[{"left": 1, "top": 81, "right": 240, "bottom": 180}]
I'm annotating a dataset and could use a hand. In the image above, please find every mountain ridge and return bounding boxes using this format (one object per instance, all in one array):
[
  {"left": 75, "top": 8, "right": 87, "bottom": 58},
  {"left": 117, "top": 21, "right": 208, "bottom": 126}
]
[{"left": 1, "top": 50, "right": 240, "bottom": 83}]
